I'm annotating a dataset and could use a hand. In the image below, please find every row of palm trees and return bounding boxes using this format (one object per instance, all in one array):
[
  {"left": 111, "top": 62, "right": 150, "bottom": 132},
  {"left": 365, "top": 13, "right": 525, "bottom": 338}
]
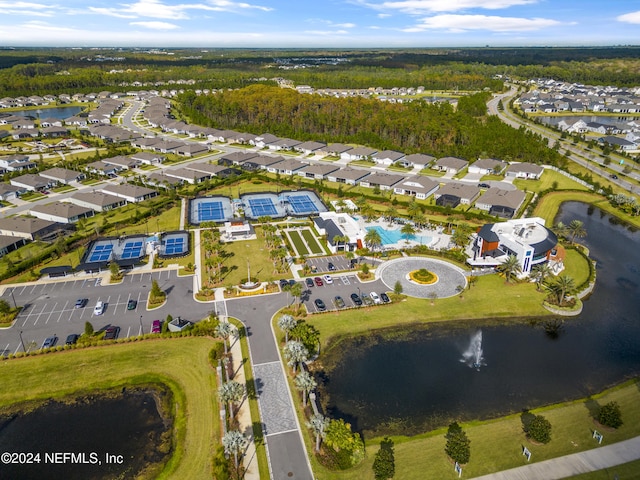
[{"left": 201, "top": 228, "right": 225, "bottom": 287}]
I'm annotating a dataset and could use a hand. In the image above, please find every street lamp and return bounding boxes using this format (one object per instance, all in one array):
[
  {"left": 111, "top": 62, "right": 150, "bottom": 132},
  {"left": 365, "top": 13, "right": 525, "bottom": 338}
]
[
  {"left": 19, "top": 330, "right": 26, "bottom": 353},
  {"left": 139, "top": 315, "right": 144, "bottom": 335},
  {"left": 9, "top": 289, "right": 17, "bottom": 309}
]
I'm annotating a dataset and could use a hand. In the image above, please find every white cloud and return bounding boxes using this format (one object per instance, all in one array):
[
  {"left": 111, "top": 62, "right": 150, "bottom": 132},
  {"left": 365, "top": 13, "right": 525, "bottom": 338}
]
[
  {"left": 377, "top": 13, "right": 392, "bottom": 18},
  {"left": 0, "top": 1, "right": 57, "bottom": 16},
  {"left": 305, "top": 30, "right": 350, "bottom": 36},
  {"left": 87, "top": 0, "right": 271, "bottom": 21},
  {"left": 130, "top": 21, "right": 180, "bottom": 30},
  {"left": 617, "top": 11, "right": 640, "bottom": 24},
  {"left": 361, "top": 0, "right": 538, "bottom": 14},
  {"left": 404, "top": 14, "right": 560, "bottom": 32},
  {"left": 15, "top": 21, "right": 78, "bottom": 32}
]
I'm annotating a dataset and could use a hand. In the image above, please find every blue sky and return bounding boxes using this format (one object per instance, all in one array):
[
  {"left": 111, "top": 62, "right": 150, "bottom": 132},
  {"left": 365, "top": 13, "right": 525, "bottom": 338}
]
[{"left": 1, "top": 0, "right": 640, "bottom": 47}]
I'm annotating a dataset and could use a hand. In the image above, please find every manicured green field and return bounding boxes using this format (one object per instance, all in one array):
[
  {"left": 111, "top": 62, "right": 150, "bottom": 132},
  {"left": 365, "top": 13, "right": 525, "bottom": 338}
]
[
  {"left": 0, "top": 337, "right": 221, "bottom": 479},
  {"left": 220, "top": 229, "right": 287, "bottom": 285},
  {"left": 301, "top": 229, "right": 323, "bottom": 254},
  {"left": 562, "top": 248, "right": 592, "bottom": 287},
  {"left": 513, "top": 169, "right": 591, "bottom": 193},
  {"left": 288, "top": 230, "right": 310, "bottom": 255}
]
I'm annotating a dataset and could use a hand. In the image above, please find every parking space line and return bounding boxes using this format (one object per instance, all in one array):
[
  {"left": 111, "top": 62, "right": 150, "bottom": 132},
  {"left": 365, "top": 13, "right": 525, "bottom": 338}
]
[
  {"left": 44, "top": 302, "right": 58, "bottom": 324},
  {"left": 18, "top": 286, "right": 27, "bottom": 295},
  {"left": 126, "top": 326, "right": 131, "bottom": 338},
  {"left": 56, "top": 301, "right": 69, "bottom": 323},
  {"left": 29, "top": 285, "right": 39, "bottom": 294},
  {"left": 32, "top": 304, "right": 48, "bottom": 326}
]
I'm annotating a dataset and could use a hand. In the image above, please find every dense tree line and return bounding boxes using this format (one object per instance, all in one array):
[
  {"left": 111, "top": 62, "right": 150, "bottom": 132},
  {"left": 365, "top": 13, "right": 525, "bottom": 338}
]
[{"left": 177, "top": 85, "right": 562, "bottom": 163}]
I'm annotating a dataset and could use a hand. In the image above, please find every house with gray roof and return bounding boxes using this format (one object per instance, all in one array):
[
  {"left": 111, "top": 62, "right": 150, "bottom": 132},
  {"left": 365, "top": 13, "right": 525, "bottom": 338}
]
[
  {"left": 475, "top": 188, "right": 526, "bottom": 218},
  {"left": 0, "top": 235, "right": 27, "bottom": 258},
  {"left": 68, "top": 191, "right": 126, "bottom": 212},
  {"left": 163, "top": 167, "right": 211, "bottom": 184},
  {"left": 145, "top": 172, "right": 185, "bottom": 189},
  {"left": 253, "top": 133, "right": 280, "bottom": 148},
  {"left": 359, "top": 172, "right": 404, "bottom": 190},
  {"left": 393, "top": 177, "right": 439, "bottom": 200},
  {"left": 434, "top": 182, "right": 480, "bottom": 207},
  {"left": 325, "top": 143, "right": 353, "bottom": 156},
  {"left": 102, "top": 155, "right": 140, "bottom": 170},
  {"left": 341, "top": 146, "right": 377, "bottom": 161},
  {"left": 505, "top": 162, "right": 544, "bottom": 180},
  {"left": 130, "top": 151, "right": 165, "bottom": 165},
  {"left": 371, "top": 150, "right": 405, "bottom": 166},
  {"left": 176, "top": 143, "right": 209, "bottom": 157},
  {"left": 131, "top": 137, "right": 162, "bottom": 150},
  {"left": 39, "top": 167, "right": 85, "bottom": 185},
  {"left": 433, "top": 157, "right": 469, "bottom": 174},
  {"left": 295, "top": 141, "right": 327, "bottom": 155},
  {"left": 327, "top": 167, "right": 370, "bottom": 185},
  {"left": 0, "top": 183, "right": 25, "bottom": 200},
  {"left": 0, "top": 155, "right": 36, "bottom": 172},
  {"left": 266, "top": 158, "right": 308, "bottom": 175},
  {"left": 297, "top": 163, "right": 340, "bottom": 180},
  {"left": 468, "top": 158, "right": 507, "bottom": 176},
  {"left": 397, "top": 153, "right": 435, "bottom": 169},
  {"left": 185, "top": 162, "right": 238, "bottom": 178},
  {"left": 100, "top": 184, "right": 158, "bottom": 203},
  {"left": 30, "top": 201, "right": 95, "bottom": 224},
  {"left": 267, "top": 138, "right": 302, "bottom": 151},
  {"left": 218, "top": 151, "right": 260, "bottom": 167},
  {"left": 85, "top": 160, "right": 121, "bottom": 177},
  {"left": 0, "top": 217, "right": 66, "bottom": 241},
  {"left": 10, "top": 174, "right": 54, "bottom": 192},
  {"left": 241, "top": 155, "right": 283, "bottom": 171}
]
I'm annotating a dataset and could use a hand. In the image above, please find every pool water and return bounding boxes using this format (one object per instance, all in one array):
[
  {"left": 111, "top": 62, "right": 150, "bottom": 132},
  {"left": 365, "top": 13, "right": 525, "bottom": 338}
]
[{"left": 366, "top": 225, "right": 432, "bottom": 245}]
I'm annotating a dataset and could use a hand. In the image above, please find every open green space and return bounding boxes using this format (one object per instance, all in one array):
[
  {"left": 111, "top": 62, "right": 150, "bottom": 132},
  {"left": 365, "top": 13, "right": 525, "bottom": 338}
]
[
  {"left": 288, "top": 230, "right": 310, "bottom": 256},
  {"left": 301, "top": 229, "right": 324, "bottom": 254},
  {"left": 569, "top": 459, "right": 640, "bottom": 479},
  {"left": 308, "top": 379, "right": 640, "bottom": 480},
  {"left": 0, "top": 337, "right": 221, "bottom": 479},
  {"left": 513, "top": 169, "right": 591, "bottom": 193},
  {"left": 562, "top": 248, "right": 592, "bottom": 287}
]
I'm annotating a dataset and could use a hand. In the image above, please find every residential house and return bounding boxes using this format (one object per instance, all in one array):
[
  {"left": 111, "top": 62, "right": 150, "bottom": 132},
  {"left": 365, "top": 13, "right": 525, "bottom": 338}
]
[
  {"left": 297, "top": 163, "right": 341, "bottom": 180},
  {"left": 163, "top": 167, "right": 211, "bottom": 184},
  {"left": 129, "top": 151, "right": 165, "bottom": 165},
  {"left": 393, "top": 177, "right": 439, "bottom": 200},
  {"left": 599, "top": 135, "right": 637, "bottom": 151},
  {"left": 185, "top": 162, "right": 239, "bottom": 178},
  {"left": 30, "top": 201, "right": 95, "bottom": 224},
  {"left": 341, "top": 146, "right": 377, "bottom": 162},
  {"left": 505, "top": 163, "right": 544, "bottom": 180},
  {"left": 145, "top": 172, "right": 185, "bottom": 189},
  {"left": 468, "top": 158, "right": 507, "bottom": 176},
  {"left": 10, "top": 174, "right": 54, "bottom": 192},
  {"left": 359, "top": 172, "right": 404, "bottom": 190},
  {"left": 295, "top": 141, "right": 327, "bottom": 155},
  {"left": 475, "top": 188, "right": 526, "bottom": 218},
  {"left": 41, "top": 126, "right": 69, "bottom": 138},
  {"left": 324, "top": 143, "right": 353, "bottom": 157},
  {"left": 434, "top": 182, "right": 480, "bottom": 207},
  {"left": 371, "top": 150, "right": 405, "bottom": 166},
  {"left": 267, "top": 138, "right": 302, "bottom": 151},
  {"left": 0, "top": 183, "right": 25, "bottom": 201},
  {"left": 100, "top": 184, "right": 158, "bottom": 203},
  {"left": 241, "top": 155, "right": 282, "bottom": 171},
  {"left": 218, "top": 151, "right": 260, "bottom": 167},
  {"left": 266, "top": 158, "right": 308, "bottom": 175},
  {"left": 0, "top": 235, "right": 27, "bottom": 258},
  {"left": 0, "top": 155, "right": 36, "bottom": 172},
  {"left": 253, "top": 133, "right": 280, "bottom": 148},
  {"left": 0, "top": 217, "right": 67, "bottom": 241},
  {"left": 397, "top": 153, "right": 435, "bottom": 169},
  {"left": 39, "top": 167, "right": 85, "bottom": 185},
  {"left": 85, "top": 160, "right": 121, "bottom": 177},
  {"left": 175, "top": 143, "right": 209, "bottom": 157},
  {"left": 433, "top": 157, "right": 469, "bottom": 175},
  {"left": 327, "top": 167, "right": 370, "bottom": 185},
  {"left": 68, "top": 191, "right": 126, "bottom": 212}
]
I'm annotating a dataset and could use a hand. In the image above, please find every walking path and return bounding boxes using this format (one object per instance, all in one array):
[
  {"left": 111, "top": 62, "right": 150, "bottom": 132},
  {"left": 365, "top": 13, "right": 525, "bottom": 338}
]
[{"left": 471, "top": 436, "right": 640, "bottom": 480}]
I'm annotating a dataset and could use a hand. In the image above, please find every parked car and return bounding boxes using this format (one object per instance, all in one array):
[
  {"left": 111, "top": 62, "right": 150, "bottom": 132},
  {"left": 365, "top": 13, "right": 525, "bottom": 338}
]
[
  {"left": 42, "top": 335, "right": 58, "bottom": 349},
  {"left": 103, "top": 326, "right": 120, "bottom": 340},
  {"left": 314, "top": 298, "right": 327, "bottom": 311},
  {"left": 288, "top": 279, "right": 297, "bottom": 287},
  {"left": 478, "top": 183, "right": 491, "bottom": 189},
  {"left": 323, "top": 274, "right": 333, "bottom": 284},
  {"left": 328, "top": 262, "right": 336, "bottom": 271},
  {"left": 314, "top": 277, "right": 324, "bottom": 286},
  {"left": 380, "top": 292, "right": 391, "bottom": 304},
  {"left": 65, "top": 333, "right": 79, "bottom": 345},
  {"left": 279, "top": 279, "right": 289, "bottom": 289},
  {"left": 127, "top": 299, "right": 137, "bottom": 310},
  {"left": 75, "top": 298, "right": 88, "bottom": 308},
  {"left": 350, "top": 293, "right": 363, "bottom": 306},
  {"left": 370, "top": 292, "right": 381, "bottom": 304},
  {"left": 610, "top": 174, "right": 618, "bottom": 179},
  {"left": 334, "top": 296, "right": 346, "bottom": 309},
  {"left": 151, "top": 320, "right": 162, "bottom": 334},
  {"left": 361, "top": 293, "right": 373, "bottom": 306},
  {"left": 93, "top": 301, "right": 105, "bottom": 316},
  {"left": 305, "top": 277, "right": 314, "bottom": 288}
]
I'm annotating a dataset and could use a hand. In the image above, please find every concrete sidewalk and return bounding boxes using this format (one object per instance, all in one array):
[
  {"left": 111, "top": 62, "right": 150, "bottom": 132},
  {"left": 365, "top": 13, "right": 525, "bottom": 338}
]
[{"left": 471, "top": 436, "right": 640, "bottom": 480}]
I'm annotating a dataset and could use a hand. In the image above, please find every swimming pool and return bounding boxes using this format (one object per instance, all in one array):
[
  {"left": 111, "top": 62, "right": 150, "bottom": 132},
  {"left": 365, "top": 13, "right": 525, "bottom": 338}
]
[{"left": 366, "top": 226, "right": 432, "bottom": 246}]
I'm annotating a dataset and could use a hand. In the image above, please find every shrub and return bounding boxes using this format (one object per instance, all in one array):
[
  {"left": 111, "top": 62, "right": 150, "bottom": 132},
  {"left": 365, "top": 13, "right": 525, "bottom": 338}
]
[
  {"left": 372, "top": 437, "right": 395, "bottom": 480},
  {"left": 598, "top": 401, "right": 623, "bottom": 429},
  {"left": 526, "top": 414, "right": 552, "bottom": 444},
  {"left": 445, "top": 422, "right": 471, "bottom": 464}
]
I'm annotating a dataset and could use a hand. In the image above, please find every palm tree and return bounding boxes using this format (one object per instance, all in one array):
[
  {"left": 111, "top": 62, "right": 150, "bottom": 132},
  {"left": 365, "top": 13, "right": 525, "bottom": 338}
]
[
  {"left": 384, "top": 206, "right": 399, "bottom": 224},
  {"left": 567, "top": 219, "right": 587, "bottom": 244},
  {"left": 289, "top": 281, "right": 304, "bottom": 308},
  {"left": 307, "top": 413, "right": 330, "bottom": 452},
  {"left": 497, "top": 255, "right": 522, "bottom": 283},
  {"left": 553, "top": 221, "right": 568, "bottom": 240},
  {"left": 553, "top": 274, "right": 576, "bottom": 305},
  {"left": 277, "top": 314, "right": 297, "bottom": 343},
  {"left": 400, "top": 223, "right": 416, "bottom": 243},
  {"left": 364, "top": 228, "right": 383, "bottom": 254},
  {"left": 407, "top": 199, "right": 422, "bottom": 218},
  {"left": 283, "top": 340, "right": 309, "bottom": 373},
  {"left": 531, "top": 263, "right": 553, "bottom": 291},
  {"left": 215, "top": 321, "right": 233, "bottom": 355},
  {"left": 218, "top": 380, "right": 245, "bottom": 418},
  {"left": 294, "top": 370, "right": 317, "bottom": 407},
  {"left": 222, "top": 430, "right": 247, "bottom": 470},
  {"left": 412, "top": 212, "right": 427, "bottom": 229}
]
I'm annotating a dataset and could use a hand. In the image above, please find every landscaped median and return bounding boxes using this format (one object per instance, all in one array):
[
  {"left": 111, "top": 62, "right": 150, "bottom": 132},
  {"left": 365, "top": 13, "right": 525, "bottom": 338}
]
[{"left": 0, "top": 337, "right": 221, "bottom": 479}]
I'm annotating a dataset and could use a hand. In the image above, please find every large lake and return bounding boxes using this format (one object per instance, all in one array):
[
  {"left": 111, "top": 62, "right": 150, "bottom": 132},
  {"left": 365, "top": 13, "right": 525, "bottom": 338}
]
[
  {"left": 0, "top": 388, "right": 172, "bottom": 479},
  {"left": 320, "top": 202, "right": 640, "bottom": 437},
  {"left": 4, "top": 106, "right": 84, "bottom": 120}
]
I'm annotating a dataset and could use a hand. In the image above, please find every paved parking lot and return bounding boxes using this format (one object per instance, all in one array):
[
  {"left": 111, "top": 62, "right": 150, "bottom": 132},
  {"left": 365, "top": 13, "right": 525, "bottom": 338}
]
[{"left": 296, "top": 273, "right": 390, "bottom": 313}]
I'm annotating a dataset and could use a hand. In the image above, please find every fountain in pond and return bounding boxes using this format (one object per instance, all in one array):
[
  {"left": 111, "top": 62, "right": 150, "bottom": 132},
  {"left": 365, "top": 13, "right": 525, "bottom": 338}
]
[{"left": 461, "top": 330, "right": 484, "bottom": 370}]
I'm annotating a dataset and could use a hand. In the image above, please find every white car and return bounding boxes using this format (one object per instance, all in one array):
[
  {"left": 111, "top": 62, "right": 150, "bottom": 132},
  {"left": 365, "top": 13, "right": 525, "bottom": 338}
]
[
  {"left": 93, "top": 301, "right": 105, "bottom": 316},
  {"left": 370, "top": 292, "right": 381, "bottom": 304},
  {"left": 323, "top": 274, "right": 333, "bottom": 285}
]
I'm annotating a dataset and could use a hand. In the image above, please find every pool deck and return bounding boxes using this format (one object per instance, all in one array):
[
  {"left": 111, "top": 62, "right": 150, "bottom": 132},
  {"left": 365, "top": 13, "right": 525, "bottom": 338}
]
[{"left": 354, "top": 217, "right": 452, "bottom": 251}]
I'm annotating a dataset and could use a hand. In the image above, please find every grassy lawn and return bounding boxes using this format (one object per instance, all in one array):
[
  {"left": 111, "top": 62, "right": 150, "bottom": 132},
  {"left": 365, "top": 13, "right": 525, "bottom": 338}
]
[
  {"left": 311, "top": 379, "right": 640, "bottom": 480},
  {"left": 513, "top": 169, "right": 591, "bottom": 193},
  {"left": 0, "top": 337, "right": 221, "bottom": 479},
  {"left": 308, "top": 273, "right": 549, "bottom": 350},
  {"left": 51, "top": 185, "right": 76, "bottom": 193},
  {"left": 288, "top": 230, "right": 310, "bottom": 256},
  {"left": 301, "top": 229, "right": 323, "bottom": 254},
  {"left": 562, "top": 248, "right": 592, "bottom": 287},
  {"left": 533, "top": 191, "right": 640, "bottom": 228},
  {"left": 569, "top": 459, "right": 640, "bottom": 479}
]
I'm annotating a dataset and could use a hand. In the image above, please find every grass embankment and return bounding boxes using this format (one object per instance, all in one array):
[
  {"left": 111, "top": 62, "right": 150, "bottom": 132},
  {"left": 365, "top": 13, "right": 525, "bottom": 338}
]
[
  {"left": 314, "top": 379, "right": 640, "bottom": 480},
  {"left": 308, "top": 274, "right": 549, "bottom": 350},
  {"left": 0, "top": 338, "right": 220, "bottom": 479},
  {"left": 533, "top": 191, "right": 640, "bottom": 228}
]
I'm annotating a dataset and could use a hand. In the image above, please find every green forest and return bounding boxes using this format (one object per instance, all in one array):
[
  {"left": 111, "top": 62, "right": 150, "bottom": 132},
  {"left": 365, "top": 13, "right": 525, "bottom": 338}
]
[{"left": 177, "top": 85, "right": 561, "bottom": 163}]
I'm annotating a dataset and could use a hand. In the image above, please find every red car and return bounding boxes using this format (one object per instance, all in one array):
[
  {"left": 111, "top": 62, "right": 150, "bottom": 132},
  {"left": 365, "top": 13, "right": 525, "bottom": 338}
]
[
  {"left": 314, "top": 277, "right": 324, "bottom": 286},
  {"left": 152, "top": 320, "right": 162, "bottom": 334}
]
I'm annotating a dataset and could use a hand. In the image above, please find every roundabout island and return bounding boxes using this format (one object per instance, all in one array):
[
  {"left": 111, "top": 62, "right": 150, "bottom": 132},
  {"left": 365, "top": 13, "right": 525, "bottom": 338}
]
[{"left": 376, "top": 257, "right": 468, "bottom": 299}]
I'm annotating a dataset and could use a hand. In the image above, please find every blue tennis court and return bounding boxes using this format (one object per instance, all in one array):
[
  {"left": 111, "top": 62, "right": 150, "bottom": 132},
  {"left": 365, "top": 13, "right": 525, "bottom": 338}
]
[
  {"left": 121, "top": 240, "right": 143, "bottom": 260},
  {"left": 288, "top": 194, "right": 319, "bottom": 214},
  {"left": 197, "top": 201, "right": 225, "bottom": 222},
  {"left": 247, "top": 198, "right": 278, "bottom": 217},
  {"left": 88, "top": 244, "right": 113, "bottom": 262},
  {"left": 164, "top": 237, "right": 186, "bottom": 255}
]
